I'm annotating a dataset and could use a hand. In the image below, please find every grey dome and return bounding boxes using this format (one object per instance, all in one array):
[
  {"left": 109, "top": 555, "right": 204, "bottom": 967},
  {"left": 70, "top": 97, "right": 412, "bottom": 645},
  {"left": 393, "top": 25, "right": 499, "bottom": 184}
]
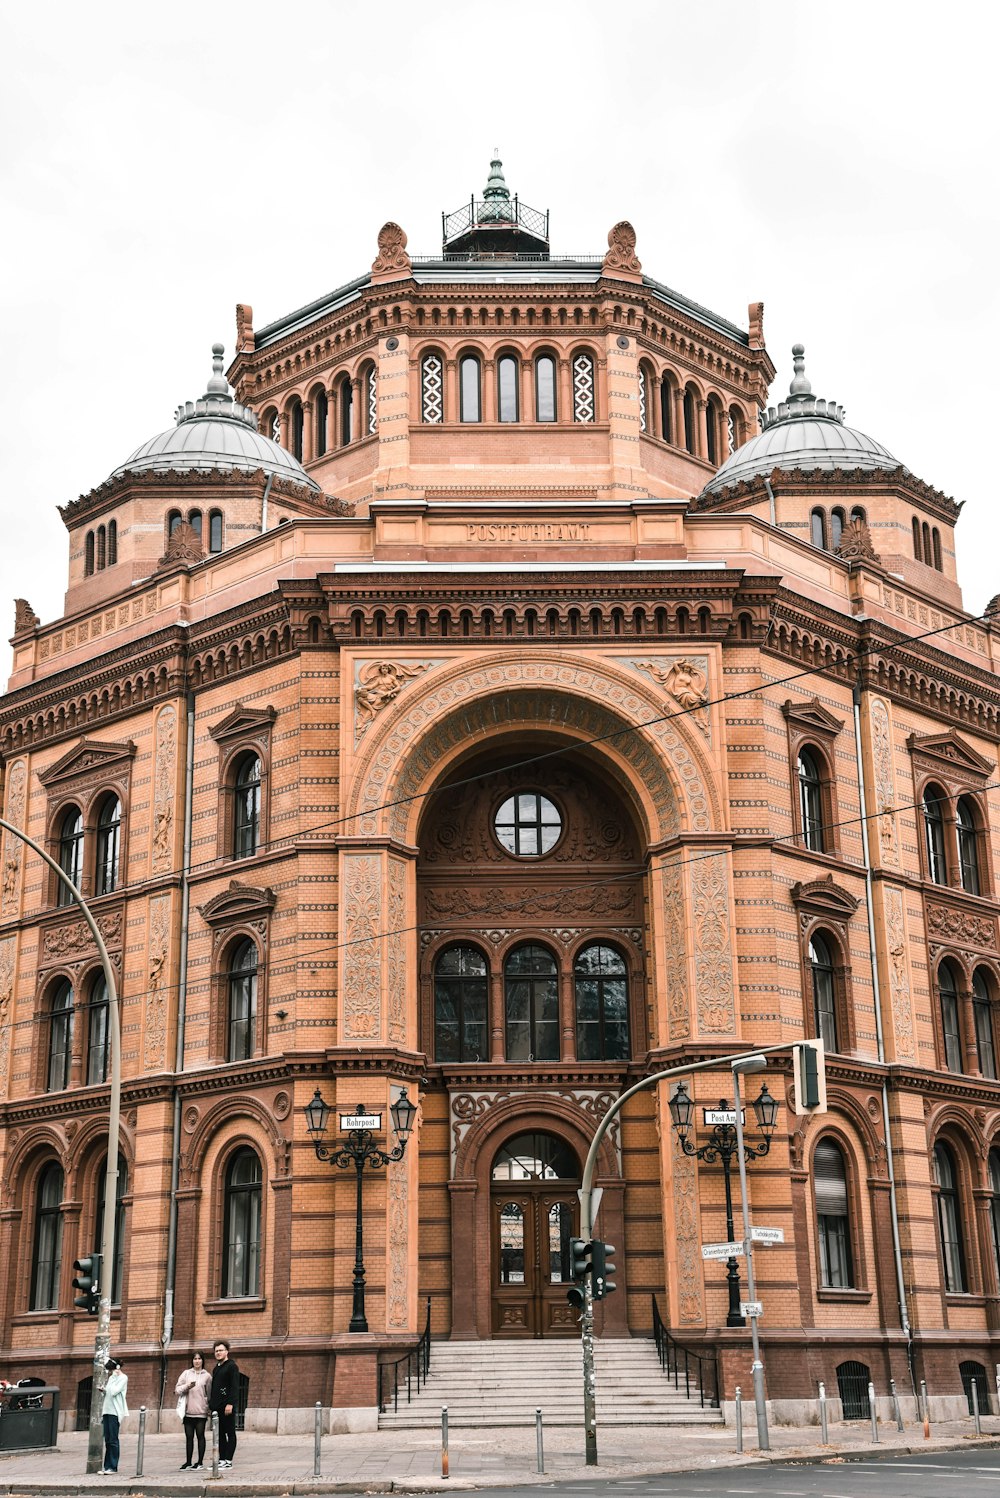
[
  {"left": 703, "top": 344, "right": 899, "bottom": 497},
  {"left": 110, "top": 345, "right": 320, "bottom": 492}
]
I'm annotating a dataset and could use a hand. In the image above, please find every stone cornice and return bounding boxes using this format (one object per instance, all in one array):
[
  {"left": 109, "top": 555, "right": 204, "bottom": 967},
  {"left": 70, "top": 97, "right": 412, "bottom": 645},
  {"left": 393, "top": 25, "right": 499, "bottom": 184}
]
[
  {"left": 60, "top": 466, "right": 324, "bottom": 527},
  {"left": 693, "top": 463, "right": 960, "bottom": 523}
]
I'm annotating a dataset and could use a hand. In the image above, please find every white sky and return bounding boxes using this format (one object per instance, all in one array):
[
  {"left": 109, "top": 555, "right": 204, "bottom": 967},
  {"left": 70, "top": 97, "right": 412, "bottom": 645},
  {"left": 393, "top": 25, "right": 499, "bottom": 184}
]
[{"left": 3, "top": 1, "right": 997, "bottom": 681}]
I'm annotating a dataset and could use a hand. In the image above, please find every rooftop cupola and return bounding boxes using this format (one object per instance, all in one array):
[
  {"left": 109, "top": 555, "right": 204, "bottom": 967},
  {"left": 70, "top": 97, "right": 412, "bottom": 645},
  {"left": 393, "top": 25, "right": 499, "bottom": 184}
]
[{"left": 442, "top": 152, "right": 550, "bottom": 259}]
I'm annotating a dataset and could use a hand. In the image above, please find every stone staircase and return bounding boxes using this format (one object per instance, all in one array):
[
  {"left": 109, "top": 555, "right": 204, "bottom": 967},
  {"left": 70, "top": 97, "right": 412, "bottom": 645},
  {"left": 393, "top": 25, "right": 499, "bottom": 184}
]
[{"left": 378, "top": 1337, "right": 723, "bottom": 1428}]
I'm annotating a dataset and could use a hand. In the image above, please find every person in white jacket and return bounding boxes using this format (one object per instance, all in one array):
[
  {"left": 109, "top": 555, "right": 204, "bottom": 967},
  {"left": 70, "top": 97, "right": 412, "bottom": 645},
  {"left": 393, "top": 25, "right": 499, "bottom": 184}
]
[{"left": 100, "top": 1358, "right": 128, "bottom": 1475}]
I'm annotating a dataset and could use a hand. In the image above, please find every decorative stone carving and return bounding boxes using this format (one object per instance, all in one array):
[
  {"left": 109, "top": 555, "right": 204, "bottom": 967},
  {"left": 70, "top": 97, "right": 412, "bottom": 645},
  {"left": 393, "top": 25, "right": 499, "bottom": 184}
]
[
  {"left": 602, "top": 220, "right": 642, "bottom": 280},
  {"left": 41, "top": 911, "right": 122, "bottom": 963},
  {"left": 691, "top": 858, "right": 735, "bottom": 1034},
  {"left": 199, "top": 881, "right": 277, "bottom": 926},
  {"left": 354, "top": 660, "right": 432, "bottom": 738},
  {"left": 1, "top": 759, "right": 27, "bottom": 916},
  {"left": 386, "top": 1155, "right": 409, "bottom": 1328},
  {"left": 158, "top": 520, "right": 204, "bottom": 568},
  {"left": 926, "top": 901, "right": 996, "bottom": 950},
  {"left": 152, "top": 705, "right": 177, "bottom": 872},
  {"left": 423, "top": 882, "right": 637, "bottom": 921},
  {"left": 235, "top": 302, "right": 254, "bottom": 354},
  {"left": 38, "top": 738, "right": 135, "bottom": 787},
  {"left": 144, "top": 894, "right": 171, "bottom": 1070},
  {"left": 883, "top": 885, "right": 914, "bottom": 1061},
  {"left": 836, "top": 518, "right": 880, "bottom": 563},
  {"left": 672, "top": 1146, "right": 704, "bottom": 1324},
  {"left": 449, "top": 1088, "right": 620, "bottom": 1176},
  {"left": 371, "top": 221, "right": 412, "bottom": 282},
  {"left": 387, "top": 859, "right": 406, "bottom": 1044},
  {"left": 907, "top": 730, "right": 993, "bottom": 779},
  {"left": 342, "top": 855, "right": 382, "bottom": 1040},
  {"left": 661, "top": 860, "right": 689, "bottom": 1040},
  {"left": 0, "top": 937, "right": 14, "bottom": 1097},
  {"left": 631, "top": 658, "right": 710, "bottom": 736},
  {"left": 869, "top": 697, "right": 899, "bottom": 867},
  {"left": 13, "top": 599, "right": 39, "bottom": 633}
]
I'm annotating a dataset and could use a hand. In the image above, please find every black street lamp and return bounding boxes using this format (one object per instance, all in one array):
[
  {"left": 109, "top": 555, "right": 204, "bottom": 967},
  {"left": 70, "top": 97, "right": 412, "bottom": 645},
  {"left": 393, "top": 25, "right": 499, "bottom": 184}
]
[
  {"left": 304, "top": 1089, "right": 417, "bottom": 1333},
  {"left": 668, "top": 1080, "right": 778, "bottom": 1327}
]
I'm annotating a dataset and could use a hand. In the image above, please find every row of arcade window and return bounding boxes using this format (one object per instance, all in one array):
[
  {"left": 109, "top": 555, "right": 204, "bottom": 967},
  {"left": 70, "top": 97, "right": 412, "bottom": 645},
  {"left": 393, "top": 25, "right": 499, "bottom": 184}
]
[
  {"left": 167, "top": 509, "right": 224, "bottom": 553},
  {"left": 434, "top": 942, "right": 630, "bottom": 1063},
  {"left": 282, "top": 368, "right": 377, "bottom": 461},
  {"left": 83, "top": 521, "right": 117, "bottom": 576},
  {"left": 421, "top": 351, "right": 596, "bottom": 425},
  {"left": 810, "top": 506, "right": 867, "bottom": 552},
  {"left": 637, "top": 369, "right": 745, "bottom": 462},
  {"left": 932, "top": 1141, "right": 1000, "bottom": 1295},
  {"left": 913, "top": 516, "right": 943, "bottom": 571},
  {"left": 938, "top": 961, "right": 998, "bottom": 1078}
]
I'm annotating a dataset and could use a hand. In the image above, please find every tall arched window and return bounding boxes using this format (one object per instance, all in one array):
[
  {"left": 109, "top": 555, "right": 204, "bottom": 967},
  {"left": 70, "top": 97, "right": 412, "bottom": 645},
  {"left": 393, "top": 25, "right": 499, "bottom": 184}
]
[
  {"left": 339, "top": 377, "right": 353, "bottom": 446},
  {"left": 222, "top": 1149, "right": 262, "bottom": 1298},
  {"left": 315, "top": 389, "right": 328, "bottom": 456},
  {"left": 933, "top": 1142, "right": 966, "bottom": 1293},
  {"left": 923, "top": 783, "right": 949, "bottom": 885},
  {"left": 434, "top": 945, "right": 488, "bottom": 1062},
  {"left": 571, "top": 351, "right": 595, "bottom": 423},
  {"left": 505, "top": 944, "right": 559, "bottom": 1062},
  {"left": 810, "top": 509, "right": 827, "bottom": 549},
  {"left": 683, "top": 387, "right": 696, "bottom": 454},
  {"left": 660, "top": 383, "right": 674, "bottom": 443},
  {"left": 188, "top": 509, "right": 203, "bottom": 541},
  {"left": 850, "top": 506, "right": 866, "bottom": 525},
  {"left": 107, "top": 519, "right": 117, "bottom": 566},
  {"left": 497, "top": 355, "right": 519, "bottom": 422},
  {"left": 922, "top": 521, "right": 932, "bottom": 565},
  {"left": 814, "top": 1138, "right": 853, "bottom": 1287},
  {"left": 58, "top": 806, "right": 84, "bottom": 904},
  {"left": 797, "top": 747, "right": 825, "bottom": 852},
  {"left": 31, "top": 1163, "right": 64, "bottom": 1311},
  {"left": 227, "top": 939, "right": 258, "bottom": 1062},
  {"left": 957, "top": 796, "right": 981, "bottom": 895},
  {"left": 48, "top": 979, "right": 74, "bottom": 1092},
  {"left": 290, "top": 400, "right": 304, "bottom": 461},
  {"left": 974, "top": 969, "right": 996, "bottom": 1079},
  {"left": 420, "top": 352, "right": 444, "bottom": 423},
  {"left": 830, "top": 507, "right": 846, "bottom": 551},
  {"left": 97, "top": 525, "right": 107, "bottom": 570},
  {"left": 912, "top": 516, "right": 922, "bottom": 560},
  {"left": 809, "top": 932, "right": 838, "bottom": 1051},
  {"left": 705, "top": 401, "right": 718, "bottom": 464},
  {"left": 85, "top": 532, "right": 95, "bottom": 576},
  {"left": 168, "top": 510, "right": 183, "bottom": 536},
  {"left": 459, "top": 355, "right": 481, "bottom": 422},
  {"left": 95, "top": 795, "right": 122, "bottom": 896},
  {"left": 938, "top": 961, "right": 963, "bottom": 1072},
  {"left": 232, "top": 754, "right": 262, "bottom": 860},
  {"left": 209, "top": 510, "right": 224, "bottom": 553},
  {"left": 86, "top": 974, "right": 110, "bottom": 1086},
  {"left": 535, "top": 355, "right": 556, "bottom": 422},
  {"left": 932, "top": 528, "right": 942, "bottom": 570},
  {"left": 574, "top": 944, "right": 630, "bottom": 1061}
]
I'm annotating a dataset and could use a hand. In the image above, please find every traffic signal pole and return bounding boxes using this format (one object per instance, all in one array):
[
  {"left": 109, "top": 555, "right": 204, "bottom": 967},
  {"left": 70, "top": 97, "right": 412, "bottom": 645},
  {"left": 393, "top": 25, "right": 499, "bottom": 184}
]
[{"left": 0, "top": 815, "right": 121, "bottom": 1474}]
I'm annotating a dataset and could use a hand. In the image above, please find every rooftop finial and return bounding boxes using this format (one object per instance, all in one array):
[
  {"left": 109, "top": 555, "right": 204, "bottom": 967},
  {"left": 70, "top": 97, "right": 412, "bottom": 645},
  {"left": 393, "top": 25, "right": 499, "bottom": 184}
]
[
  {"left": 207, "top": 342, "right": 228, "bottom": 396},
  {"left": 788, "top": 342, "right": 812, "bottom": 399},
  {"left": 480, "top": 152, "right": 512, "bottom": 222}
]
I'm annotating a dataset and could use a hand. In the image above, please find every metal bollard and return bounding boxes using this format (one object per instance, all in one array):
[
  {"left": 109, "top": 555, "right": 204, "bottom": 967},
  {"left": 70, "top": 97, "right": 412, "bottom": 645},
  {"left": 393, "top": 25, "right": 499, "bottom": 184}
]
[
  {"left": 921, "top": 1379, "right": 930, "bottom": 1440},
  {"left": 891, "top": 1378, "right": 904, "bottom": 1431},
  {"left": 819, "top": 1381, "right": 828, "bottom": 1444},
  {"left": 868, "top": 1382, "right": 879, "bottom": 1443},
  {"left": 314, "top": 1401, "right": 323, "bottom": 1477},
  {"left": 973, "top": 1378, "right": 982, "bottom": 1437},
  {"left": 441, "top": 1405, "right": 449, "bottom": 1480},
  {"left": 210, "top": 1411, "right": 220, "bottom": 1478},
  {"left": 735, "top": 1385, "right": 743, "bottom": 1454},
  {"left": 135, "top": 1406, "right": 147, "bottom": 1477},
  {"left": 535, "top": 1408, "right": 544, "bottom": 1474}
]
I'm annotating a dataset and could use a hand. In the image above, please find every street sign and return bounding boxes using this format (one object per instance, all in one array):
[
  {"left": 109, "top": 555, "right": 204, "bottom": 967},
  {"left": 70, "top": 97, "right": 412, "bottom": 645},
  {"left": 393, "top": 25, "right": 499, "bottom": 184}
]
[
  {"left": 703, "top": 1109, "right": 745, "bottom": 1126},
  {"left": 740, "top": 1300, "right": 763, "bottom": 1318},
  {"left": 751, "top": 1226, "right": 784, "bottom": 1245},
  {"left": 340, "top": 1113, "right": 381, "bottom": 1131},
  {"left": 701, "top": 1240, "right": 745, "bottom": 1261}
]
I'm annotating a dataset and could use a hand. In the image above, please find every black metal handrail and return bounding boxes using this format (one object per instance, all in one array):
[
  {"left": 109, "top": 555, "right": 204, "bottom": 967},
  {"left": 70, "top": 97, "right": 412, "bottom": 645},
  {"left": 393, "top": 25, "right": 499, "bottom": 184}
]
[
  {"left": 378, "top": 1295, "right": 432, "bottom": 1414},
  {"left": 651, "top": 1296, "right": 720, "bottom": 1409}
]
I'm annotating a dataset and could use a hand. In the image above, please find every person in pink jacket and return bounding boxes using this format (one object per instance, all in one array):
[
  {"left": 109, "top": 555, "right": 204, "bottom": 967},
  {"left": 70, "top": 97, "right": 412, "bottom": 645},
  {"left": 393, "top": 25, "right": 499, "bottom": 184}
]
[{"left": 175, "top": 1352, "right": 212, "bottom": 1470}]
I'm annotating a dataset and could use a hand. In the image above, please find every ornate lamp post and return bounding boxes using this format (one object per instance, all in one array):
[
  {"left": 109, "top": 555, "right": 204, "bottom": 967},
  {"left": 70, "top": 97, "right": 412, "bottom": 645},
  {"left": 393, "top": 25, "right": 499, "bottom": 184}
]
[
  {"left": 668, "top": 1080, "right": 779, "bottom": 1327},
  {"left": 304, "top": 1089, "right": 417, "bottom": 1333}
]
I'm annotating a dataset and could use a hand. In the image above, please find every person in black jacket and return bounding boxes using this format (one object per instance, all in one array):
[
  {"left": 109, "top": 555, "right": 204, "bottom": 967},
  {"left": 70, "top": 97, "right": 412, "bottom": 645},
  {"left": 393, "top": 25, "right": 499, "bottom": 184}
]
[{"left": 210, "top": 1341, "right": 240, "bottom": 1468}]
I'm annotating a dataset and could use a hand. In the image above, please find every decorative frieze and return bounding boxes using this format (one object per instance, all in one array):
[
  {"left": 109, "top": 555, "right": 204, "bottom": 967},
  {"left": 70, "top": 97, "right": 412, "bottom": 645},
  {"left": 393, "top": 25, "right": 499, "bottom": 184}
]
[
  {"left": 883, "top": 885, "right": 914, "bottom": 1061},
  {"left": 925, "top": 901, "right": 996, "bottom": 951},
  {"left": 342, "top": 854, "right": 383, "bottom": 1040},
  {"left": 1, "top": 759, "right": 27, "bottom": 917},
  {"left": 869, "top": 697, "right": 899, "bottom": 868},
  {"left": 449, "top": 1087, "right": 621, "bottom": 1176}
]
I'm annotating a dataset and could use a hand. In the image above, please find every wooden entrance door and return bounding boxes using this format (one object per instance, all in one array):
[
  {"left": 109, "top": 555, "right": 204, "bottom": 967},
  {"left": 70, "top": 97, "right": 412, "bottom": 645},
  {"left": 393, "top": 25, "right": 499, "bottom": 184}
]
[{"left": 491, "top": 1188, "right": 579, "bottom": 1337}]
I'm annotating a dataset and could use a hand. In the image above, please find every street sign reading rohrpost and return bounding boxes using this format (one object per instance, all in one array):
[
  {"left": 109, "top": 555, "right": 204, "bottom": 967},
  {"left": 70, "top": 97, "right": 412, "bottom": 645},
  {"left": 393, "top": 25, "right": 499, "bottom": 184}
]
[
  {"left": 701, "top": 1240, "right": 745, "bottom": 1260},
  {"left": 340, "top": 1113, "right": 381, "bottom": 1131}
]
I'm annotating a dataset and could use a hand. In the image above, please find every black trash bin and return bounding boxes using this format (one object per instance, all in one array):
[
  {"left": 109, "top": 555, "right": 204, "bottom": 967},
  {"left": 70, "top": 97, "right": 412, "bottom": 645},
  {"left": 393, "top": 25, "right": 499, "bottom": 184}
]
[{"left": 0, "top": 1383, "right": 60, "bottom": 1449}]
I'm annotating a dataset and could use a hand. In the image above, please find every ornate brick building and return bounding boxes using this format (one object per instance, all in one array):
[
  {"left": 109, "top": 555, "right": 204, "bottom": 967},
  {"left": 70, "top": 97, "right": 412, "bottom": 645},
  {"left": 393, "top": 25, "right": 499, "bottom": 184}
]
[{"left": 2, "top": 158, "right": 999, "bottom": 1426}]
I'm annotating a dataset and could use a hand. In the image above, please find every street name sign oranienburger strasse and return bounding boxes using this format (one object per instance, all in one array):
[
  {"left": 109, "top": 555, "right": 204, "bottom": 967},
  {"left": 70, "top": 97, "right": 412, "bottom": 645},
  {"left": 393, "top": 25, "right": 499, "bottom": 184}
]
[{"left": 701, "top": 1241, "right": 745, "bottom": 1260}]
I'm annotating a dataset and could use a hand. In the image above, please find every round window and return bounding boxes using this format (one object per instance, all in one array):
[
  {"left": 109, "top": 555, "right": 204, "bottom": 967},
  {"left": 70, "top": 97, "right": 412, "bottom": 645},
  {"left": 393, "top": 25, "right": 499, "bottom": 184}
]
[{"left": 494, "top": 793, "right": 562, "bottom": 857}]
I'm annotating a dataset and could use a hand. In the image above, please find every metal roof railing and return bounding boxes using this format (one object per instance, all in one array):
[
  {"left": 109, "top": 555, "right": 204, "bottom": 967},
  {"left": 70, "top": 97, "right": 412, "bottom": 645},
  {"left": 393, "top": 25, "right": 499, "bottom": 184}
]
[{"left": 442, "top": 196, "right": 549, "bottom": 244}]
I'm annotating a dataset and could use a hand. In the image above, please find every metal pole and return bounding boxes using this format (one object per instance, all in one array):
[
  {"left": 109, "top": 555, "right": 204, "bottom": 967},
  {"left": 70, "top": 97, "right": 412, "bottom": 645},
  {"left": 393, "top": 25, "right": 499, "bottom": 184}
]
[
  {"left": 441, "top": 1406, "right": 449, "bottom": 1479},
  {"left": 0, "top": 815, "right": 121, "bottom": 1475},
  {"left": 921, "top": 1378, "right": 929, "bottom": 1440},
  {"left": 350, "top": 1155, "right": 368, "bottom": 1332},
  {"left": 210, "top": 1411, "right": 220, "bottom": 1478},
  {"left": 735, "top": 1386, "right": 743, "bottom": 1453},
  {"left": 973, "top": 1378, "right": 982, "bottom": 1436},
  {"left": 720, "top": 1152, "right": 744, "bottom": 1328},
  {"left": 314, "top": 1401, "right": 322, "bottom": 1477},
  {"left": 819, "top": 1381, "right": 828, "bottom": 1444},
  {"left": 535, "top": 1408, "right": 544, "bottom": 1473},
  {"left": 891, "top": 1377, "right": 903, "bottom": 1431},
  {"left": 868, "top": 1382, "right": 879, "bottom": 1443},
  {"left": 135, "top": 1407, "right": 146, "bottom": 1477},
  {"left": 731, "top": 1067, "right": 769, "bottom": 1451},
  {"left": 581, "top": 1273, "right": 597, "bottom": 1466}
]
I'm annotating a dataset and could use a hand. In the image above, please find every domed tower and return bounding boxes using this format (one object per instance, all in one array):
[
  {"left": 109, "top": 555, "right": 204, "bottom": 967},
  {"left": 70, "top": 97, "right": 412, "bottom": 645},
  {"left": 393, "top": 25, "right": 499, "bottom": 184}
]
[
  {"left": 59, "top": 345, "right": 322, "bottom": 613},
  {"left": 441, "top": 153, "right": 549, "bottom": 258}
]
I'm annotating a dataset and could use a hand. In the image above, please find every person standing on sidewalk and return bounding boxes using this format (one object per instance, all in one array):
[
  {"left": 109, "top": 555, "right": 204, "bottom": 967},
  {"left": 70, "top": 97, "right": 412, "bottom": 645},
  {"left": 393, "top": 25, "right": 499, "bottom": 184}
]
[
  {"left": 176, "top": 1351, "right": 212, "bottom": 1469},
  {"left": 210, "top": 1341, "right": 240, "bottom": 1469},
  {"left": 100, "top": 1358, "right": 128, "bottom": 1475}
]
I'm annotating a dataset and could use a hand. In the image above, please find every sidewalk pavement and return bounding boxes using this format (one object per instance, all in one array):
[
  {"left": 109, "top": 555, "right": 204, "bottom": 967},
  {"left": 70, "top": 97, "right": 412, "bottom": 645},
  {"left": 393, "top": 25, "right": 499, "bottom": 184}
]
[{"left": 1, "top": 1416, "right": 998, "bottom": 1494}]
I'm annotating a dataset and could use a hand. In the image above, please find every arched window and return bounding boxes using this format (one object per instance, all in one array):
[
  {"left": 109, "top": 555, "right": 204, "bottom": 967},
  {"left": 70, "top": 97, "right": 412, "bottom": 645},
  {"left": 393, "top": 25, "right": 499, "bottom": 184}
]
[
  {"left": 660, "top": 383, "right": 674, "bottom": 443},
  {"left": 938, "top": 961, "right": 963, "bottom": 1072},
  {"left": 683, "top": 387, "right": 696, "bottom": 454},
  {"left": 957, "top": 796, "right": 981, "bottom": 895},
  {"left": 574, "top": 944, "right": 630, "bottom": 1061},
  {"left": 168, "top": 510, "right": 183, "bottom": 537},
  {"left": 58, "top": 805, "right": 84, "bottom": 904},
  {"left": 315, "top": 389, "right": 328, "bottom": 456},
  {"left": 535, "top": 355, "right": 556, "bottom": 422},
  {"left": 974, "top": 969, "right": 996, "bottom": 1079},
  {"left": 497, "top": 355, "right": 519, "bottom": 422},
  {"left": 420, "top": 352, "right": 444, "bottom": 423},
  {"left": 188, "top": 509, "right": 203, "bottom": 541},
  {"left": 86, "top": 974, "right": 110, "bottom": 1086},
  {"left": 209, "top": 510, "right": 224, "bottom": 553},
  {"left": 364, "top": 365, "right": 377, "bottom": 436},
  {"left": 797, "top": 747, "right": 825, "bottom": 852},
  {"left": 705, "top": 402, "right": 718, "bottom": 465},
  {"left": 814, "top": 1138, "right": 853, "bottom": 1288},
  {"left": 492, "top": 1132, "right": 578, "bottom": 1181},
  {"left": 850, "top": 506, "right": 866, "bottom": 525},
  {"left": 227, "top": 939, "right": 258, "bottom": 1062},
  {"left": 48, "top": 979, "right": 74, "bottom": 1092},
  {"left": 95, "top": 795, "right": 121, "bottom": 896},
  {"left": 638, "top": 365, "right": 650, "bottom": 433},
  {"left": 93, "top": 1156, "right": 127, "bottom": 1303},
  {"left": 505, "top": 944, "right": 559, "bottom": 1062},
  {"left": 809, "top": 932, "right": 838, "bottom": 1051},
  {"left": 290, "top": 400, "right": 304, "bottom": 461},
  {"left": 922, "top": 521, "right": 932, "bottom": 565},
  {"left": 933, "top": 528, "right": 942, "bottom": 570},
  {"left": 434, "top": 945, "right": 488, "bottom": 1062},
  {"left": 339, "top": 378, "right": 353, "bottom": 446},
  {"left": 912, "top": 516, "right": 922, "bottom": 560},
  {"left": 459, "top": 355, "right": 481, "bottom": 422},
  {"left": 85, "top": 532, "right": 95, "bottom": 576},
  {"left": 222, "top": 1149, "right": 262, "bottom": 1298},
  {"left": 989, "top": 1148, "right": 1000, "bottom": 1288},
  {"left": 571, "top": 351, "right": 595, "bottom": 423},
  {"left": 107, "top": 520, "right": 117, "bottom": 566},
  {"left": 95, "top": 525, "right": 106, "bottom": 570},
  {"left": 31, "top": 1163, "right": 64, "bottom": 1310},
  {"left": 830, "top": 507, "right": 846, "bottom": 551},
  {"left": 810, "top": 509, "right": 827, "bottom": 549},
  {"left": 232, "top": 754, "right": 262, "bottom": 860},
  {"left": 933, "top": 1142, "right": 966, "bottom": 1293},
  {"left": 923, "top": 783, "right": 948, "bottom": 884}
]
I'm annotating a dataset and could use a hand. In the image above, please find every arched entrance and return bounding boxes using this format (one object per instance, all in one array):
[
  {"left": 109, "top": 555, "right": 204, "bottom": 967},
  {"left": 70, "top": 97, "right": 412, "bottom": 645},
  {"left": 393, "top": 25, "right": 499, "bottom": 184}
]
[{"left": 491, "top": 1131, "right": 580, "bottom": 1337}]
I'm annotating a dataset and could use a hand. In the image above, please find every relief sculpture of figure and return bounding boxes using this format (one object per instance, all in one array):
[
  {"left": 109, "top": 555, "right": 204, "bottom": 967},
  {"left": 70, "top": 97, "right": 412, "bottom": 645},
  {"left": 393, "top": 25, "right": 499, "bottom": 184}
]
[{"left": 355, "top": 660, "right": 428, "bottom": 729}]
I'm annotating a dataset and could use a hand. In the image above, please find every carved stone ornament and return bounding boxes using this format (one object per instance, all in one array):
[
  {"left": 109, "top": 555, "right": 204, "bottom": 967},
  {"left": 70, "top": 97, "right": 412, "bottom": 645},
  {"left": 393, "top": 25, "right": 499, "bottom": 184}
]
[
  {"left": 152, "top": 706, "right": 177, "bottom": 872},
  {"left": 926, "top": 901, "right": 997, "bottom": 950},
  {"left": 41, "top": 911, "right": 123, "bottom": 963},
  {"left": 235, "top": 302, "right": 254, "bottom": 353},
  {"left": 869, "top": 697, "right": 899, "bottom": 868},
  {"left": 0, "top": 937, "right": 15, "bottom": 1097},
  {"left": 158, "top": 520, "right": 204, "bottom": 568},
  {"left": 907, "top": 730, "right": 993, "bottom": 780},
  {"left": 790, "top": 875, "right": 861, "bottom": 921},
  {"left": 1, "top": 759, "right": 27, "bottom": 917},
  {"left": 631, "top": 658, "right": 710, "bottom": 736},
  {"left": 835, "top": 517, "right": 880, "bottom": 564},
  {"left": 883, "top": 884, "right": 914, "bottom": 1060},
  {"left": 371, "top": 221, "right": 412, "bottom": 281},
  {"left": 208, "top": 702, "right": 276, "bottom": 745},
  {"left": 13, "top": 598, "right": 39, "bottom": 633},
  {"left": 38, "top": 737, "right": 136, "bottom": 787},
  {"left": 143, "top": 893, "right": 171, "bottom": 1070},
  {"left": 354, "top": 659, "right": 431, "bottom": 736},
  {"left": 602, "top": 220, "right": 642, "bottom": 280},
  {"left": 198, "top": 880, "right": 277, "bottom": 927}
]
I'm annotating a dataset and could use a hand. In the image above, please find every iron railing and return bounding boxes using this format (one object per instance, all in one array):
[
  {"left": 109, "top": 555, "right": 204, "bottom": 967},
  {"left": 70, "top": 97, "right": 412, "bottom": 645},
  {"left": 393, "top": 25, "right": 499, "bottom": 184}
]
[
  {"left": 411, "top": 253, "right": 603, "bottom": 266},
  {"left": 378, "top": 1295, "right": 432, "bottom": 1413},
  {"left": 651, "top": 1296, "right": 720, "bottom": 1409},
  {"left": 443, "top": 198, "right": 549, "bottom": 245}
]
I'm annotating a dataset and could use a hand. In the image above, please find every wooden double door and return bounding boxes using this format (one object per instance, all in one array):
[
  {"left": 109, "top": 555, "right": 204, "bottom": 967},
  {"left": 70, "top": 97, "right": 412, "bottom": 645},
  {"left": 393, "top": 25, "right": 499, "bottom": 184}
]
[{"left": 491, "top": 1186, "right": 579, "bottom": 1337}]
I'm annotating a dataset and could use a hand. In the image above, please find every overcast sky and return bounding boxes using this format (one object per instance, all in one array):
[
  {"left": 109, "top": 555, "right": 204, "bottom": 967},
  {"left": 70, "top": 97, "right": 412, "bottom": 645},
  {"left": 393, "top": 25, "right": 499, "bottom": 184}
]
[{"left": 3, "top": 1, "right": 996, "bottom": 680}]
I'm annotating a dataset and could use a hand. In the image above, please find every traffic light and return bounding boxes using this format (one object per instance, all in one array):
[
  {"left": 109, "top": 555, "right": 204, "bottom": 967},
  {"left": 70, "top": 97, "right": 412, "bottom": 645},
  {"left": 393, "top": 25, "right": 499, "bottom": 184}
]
[
  {"left": 792, "top": 1038, "right": 827, "bottom": 1114},
  {"left": 592, "top": 1240, "right": 617, "bottom": 1299},
  {"left": 73, "top": 1253, "right": 101, "bottom": 1315},
  {"left": 569, "top": 1237, "right": 593, "bottom": 1282}
]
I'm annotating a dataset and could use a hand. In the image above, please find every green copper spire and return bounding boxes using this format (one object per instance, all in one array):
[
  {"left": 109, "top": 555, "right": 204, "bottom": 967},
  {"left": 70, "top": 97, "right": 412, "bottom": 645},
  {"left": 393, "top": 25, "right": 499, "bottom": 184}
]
[{"left": 479, "top": 151, "right": 513, "bottom": 222}]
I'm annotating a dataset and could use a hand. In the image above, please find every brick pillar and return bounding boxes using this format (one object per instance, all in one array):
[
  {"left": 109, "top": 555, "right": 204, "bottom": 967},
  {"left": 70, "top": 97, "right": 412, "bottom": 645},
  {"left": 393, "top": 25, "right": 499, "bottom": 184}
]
[
  {"left": 448, "top": 1181, "right": 479, "bottom": 1336},
  {"left": 560, "top": 966, "right": 576, "bottom": 1061},
  {"left": 444, "top": 360, "right": 458, "bottom": 424},
  {"left": 490, "top": 967, "right": 505, "bottom": 1062},
  {"left": 558, "top": 357, "right": 571, "bottom": 421}
]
